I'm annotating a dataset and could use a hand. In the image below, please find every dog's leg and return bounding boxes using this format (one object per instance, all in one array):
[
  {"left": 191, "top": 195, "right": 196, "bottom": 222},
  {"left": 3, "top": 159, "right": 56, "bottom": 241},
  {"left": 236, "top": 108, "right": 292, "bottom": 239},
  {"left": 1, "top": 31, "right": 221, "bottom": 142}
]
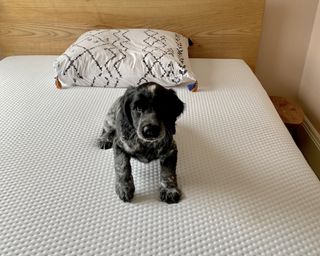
[
  {"left": 113, "top": 144, "right": 135, "bottom": 202},
  {"left": 97, "top": 102, "right": 118, "bottom": 149},
  {"left": 159, "top": 143, "right": 181, "bottom": 204},
  {"left": 97, "top": 125, "right": 115, "bottom": 149}
]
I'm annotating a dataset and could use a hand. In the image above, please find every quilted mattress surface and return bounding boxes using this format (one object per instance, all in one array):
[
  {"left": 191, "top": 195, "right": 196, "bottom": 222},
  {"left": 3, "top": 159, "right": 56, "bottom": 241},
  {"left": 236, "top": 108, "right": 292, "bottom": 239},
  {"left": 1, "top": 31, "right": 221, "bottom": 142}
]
[{"left": 0, "top": 56, "right": 319, "bottom": 256}]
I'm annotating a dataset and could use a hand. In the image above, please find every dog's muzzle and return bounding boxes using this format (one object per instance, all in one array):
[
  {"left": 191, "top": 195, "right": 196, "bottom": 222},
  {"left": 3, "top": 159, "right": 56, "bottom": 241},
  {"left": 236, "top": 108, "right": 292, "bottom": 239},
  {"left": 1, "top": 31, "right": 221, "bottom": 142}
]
[
  {"left": 138, "top": 113, "right": 164, "bottom": 141},
  {"left": 142, "top": 124, "right": 160, "bottom": 139}
]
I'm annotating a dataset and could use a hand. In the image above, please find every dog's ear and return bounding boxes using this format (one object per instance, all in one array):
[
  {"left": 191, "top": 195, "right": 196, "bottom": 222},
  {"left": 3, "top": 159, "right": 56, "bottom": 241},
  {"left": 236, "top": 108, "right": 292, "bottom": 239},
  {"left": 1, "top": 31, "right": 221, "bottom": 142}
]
[
  {"left": 168, "top": 89, "right": 185, "bottom": 120},
  {"left": 118, "top": 86, "right": 135, "bottom": 138},
  {"left": 166, "top": 89, "right": 184, "bottom": 134}
]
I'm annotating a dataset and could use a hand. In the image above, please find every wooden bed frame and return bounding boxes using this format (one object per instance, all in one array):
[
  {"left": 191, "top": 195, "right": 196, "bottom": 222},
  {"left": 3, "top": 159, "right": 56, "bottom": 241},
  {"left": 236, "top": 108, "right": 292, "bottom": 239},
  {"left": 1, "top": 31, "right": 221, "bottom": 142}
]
[{"left": 0, "top": 0, "right": 265, "bottom": 69}]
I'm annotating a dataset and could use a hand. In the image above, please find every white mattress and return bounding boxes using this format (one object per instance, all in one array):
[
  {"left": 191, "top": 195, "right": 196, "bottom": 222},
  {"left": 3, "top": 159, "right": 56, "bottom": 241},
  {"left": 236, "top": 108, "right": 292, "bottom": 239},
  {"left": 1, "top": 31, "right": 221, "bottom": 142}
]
[{"left": 0, "top": 56, "right": 319, "bottom": 256}]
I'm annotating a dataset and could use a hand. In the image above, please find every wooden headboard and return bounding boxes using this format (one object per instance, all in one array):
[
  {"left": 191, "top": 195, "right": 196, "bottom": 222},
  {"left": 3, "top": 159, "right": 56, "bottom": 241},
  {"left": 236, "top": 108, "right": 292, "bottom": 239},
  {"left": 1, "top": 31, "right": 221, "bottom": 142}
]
[{"left": 0, "top": 0, "right": 265, "bottom": 69}]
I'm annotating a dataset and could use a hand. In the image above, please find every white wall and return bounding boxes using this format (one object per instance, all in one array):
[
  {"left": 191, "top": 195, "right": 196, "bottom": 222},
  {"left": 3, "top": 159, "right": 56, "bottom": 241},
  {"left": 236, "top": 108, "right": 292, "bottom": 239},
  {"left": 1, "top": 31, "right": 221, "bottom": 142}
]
[
  {"left": 299, "top": 4, "right": 320, "bottom": 132},
  {"left": 255, "top": 0, "right": 319, "bottom": 101}
]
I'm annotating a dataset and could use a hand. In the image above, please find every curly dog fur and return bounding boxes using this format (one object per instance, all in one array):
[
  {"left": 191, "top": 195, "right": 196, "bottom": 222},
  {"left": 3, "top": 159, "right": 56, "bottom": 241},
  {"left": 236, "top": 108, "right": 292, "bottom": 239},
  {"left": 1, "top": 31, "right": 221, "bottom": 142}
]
[{"left": 98, "top": 82, "right": 184, "bottom": 203}]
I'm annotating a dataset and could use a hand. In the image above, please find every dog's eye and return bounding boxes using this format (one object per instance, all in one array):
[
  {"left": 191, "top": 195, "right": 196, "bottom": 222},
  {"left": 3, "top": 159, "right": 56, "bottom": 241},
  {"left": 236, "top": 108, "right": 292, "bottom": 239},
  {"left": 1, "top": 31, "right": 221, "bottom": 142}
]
[
  {"left": 136, "top": 106, "right": 143, "bottom": 112},
  {"left": 134, "top": 100, "right": 147, "bottom": 112}
]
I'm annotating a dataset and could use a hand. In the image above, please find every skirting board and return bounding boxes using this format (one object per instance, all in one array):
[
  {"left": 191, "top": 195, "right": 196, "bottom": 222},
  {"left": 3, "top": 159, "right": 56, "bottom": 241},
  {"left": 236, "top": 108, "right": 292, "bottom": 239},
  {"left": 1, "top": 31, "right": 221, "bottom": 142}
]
[{"left": 297, "top": 116, "right": 320, "bottom": 179}]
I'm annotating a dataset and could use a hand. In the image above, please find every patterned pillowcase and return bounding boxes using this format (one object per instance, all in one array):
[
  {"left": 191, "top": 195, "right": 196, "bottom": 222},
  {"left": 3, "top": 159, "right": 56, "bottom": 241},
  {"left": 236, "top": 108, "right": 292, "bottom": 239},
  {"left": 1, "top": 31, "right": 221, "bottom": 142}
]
[{"left": 54, "top": 29, "right": 197, "bottom": 90}]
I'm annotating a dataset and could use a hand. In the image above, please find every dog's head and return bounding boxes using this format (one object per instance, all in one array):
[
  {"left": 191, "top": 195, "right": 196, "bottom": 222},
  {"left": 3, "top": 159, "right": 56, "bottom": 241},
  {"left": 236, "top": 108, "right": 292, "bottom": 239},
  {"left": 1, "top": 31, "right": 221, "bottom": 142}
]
[{"left": 119, "top": 82, "right": 184, "bottom": 142}]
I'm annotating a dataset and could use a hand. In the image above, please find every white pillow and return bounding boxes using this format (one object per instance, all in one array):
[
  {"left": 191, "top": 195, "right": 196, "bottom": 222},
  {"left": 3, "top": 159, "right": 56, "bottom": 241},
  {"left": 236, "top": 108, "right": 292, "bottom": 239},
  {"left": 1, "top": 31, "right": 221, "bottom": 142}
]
[{"left": 54, "top": 29, "right": 197, "bottom": 90}]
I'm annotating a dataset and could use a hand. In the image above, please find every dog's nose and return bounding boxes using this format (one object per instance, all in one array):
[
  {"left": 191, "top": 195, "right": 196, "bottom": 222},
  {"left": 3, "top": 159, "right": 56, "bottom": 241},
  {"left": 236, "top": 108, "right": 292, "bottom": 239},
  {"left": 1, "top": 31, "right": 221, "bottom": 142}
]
[{"left": 142, "top": 124, "right": 160, "bottom": 139}]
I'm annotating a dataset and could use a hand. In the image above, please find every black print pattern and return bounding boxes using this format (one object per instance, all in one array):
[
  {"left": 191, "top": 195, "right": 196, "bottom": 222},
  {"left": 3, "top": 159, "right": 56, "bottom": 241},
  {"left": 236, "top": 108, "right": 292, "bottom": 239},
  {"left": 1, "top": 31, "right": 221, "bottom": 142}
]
[
  {"left": 103, "top": 30, "right": 130, "bottom": 87},
  {"left": 56, "top": 29, "right": 194, "bottom": 88},
  {"left": 138, "top": 30, "right": 168, "bottom": 85},
  {"left": 62, "top": 30, "right": 130, "bottom": 87},
  {"left": 138, "top": 30, "right": 185, "bottom": 85}
]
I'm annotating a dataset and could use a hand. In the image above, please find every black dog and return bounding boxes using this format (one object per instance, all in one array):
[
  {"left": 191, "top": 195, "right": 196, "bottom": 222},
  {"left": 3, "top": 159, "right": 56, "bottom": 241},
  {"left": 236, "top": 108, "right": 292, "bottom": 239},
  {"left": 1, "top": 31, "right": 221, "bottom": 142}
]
[{"left": 98, "top": 82, "right": 184, "bottom": 203}]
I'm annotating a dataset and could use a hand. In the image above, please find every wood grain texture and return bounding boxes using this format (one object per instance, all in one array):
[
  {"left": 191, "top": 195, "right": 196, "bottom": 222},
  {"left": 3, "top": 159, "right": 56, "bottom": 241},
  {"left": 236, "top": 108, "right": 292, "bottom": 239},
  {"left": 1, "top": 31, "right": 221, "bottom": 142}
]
[
  {"left": 0, "top": 0, "right": 265, "bottom": 69},
  {"left": 270, "top": 96, "right": 304, "bottom": 125}
]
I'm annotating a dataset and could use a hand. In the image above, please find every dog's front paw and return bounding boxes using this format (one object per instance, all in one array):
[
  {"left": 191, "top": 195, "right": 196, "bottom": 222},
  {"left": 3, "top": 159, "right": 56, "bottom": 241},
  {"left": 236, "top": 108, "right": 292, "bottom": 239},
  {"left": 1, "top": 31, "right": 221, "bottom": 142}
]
[
  {"left": 160, "top": 187, "right": 181, "bottom": 204},
  {"left": 115, "top": 181, "right": 135, "bottom": 202},
  {"left": 97, "top": 138, "right": 113, "bottom": 150}
]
